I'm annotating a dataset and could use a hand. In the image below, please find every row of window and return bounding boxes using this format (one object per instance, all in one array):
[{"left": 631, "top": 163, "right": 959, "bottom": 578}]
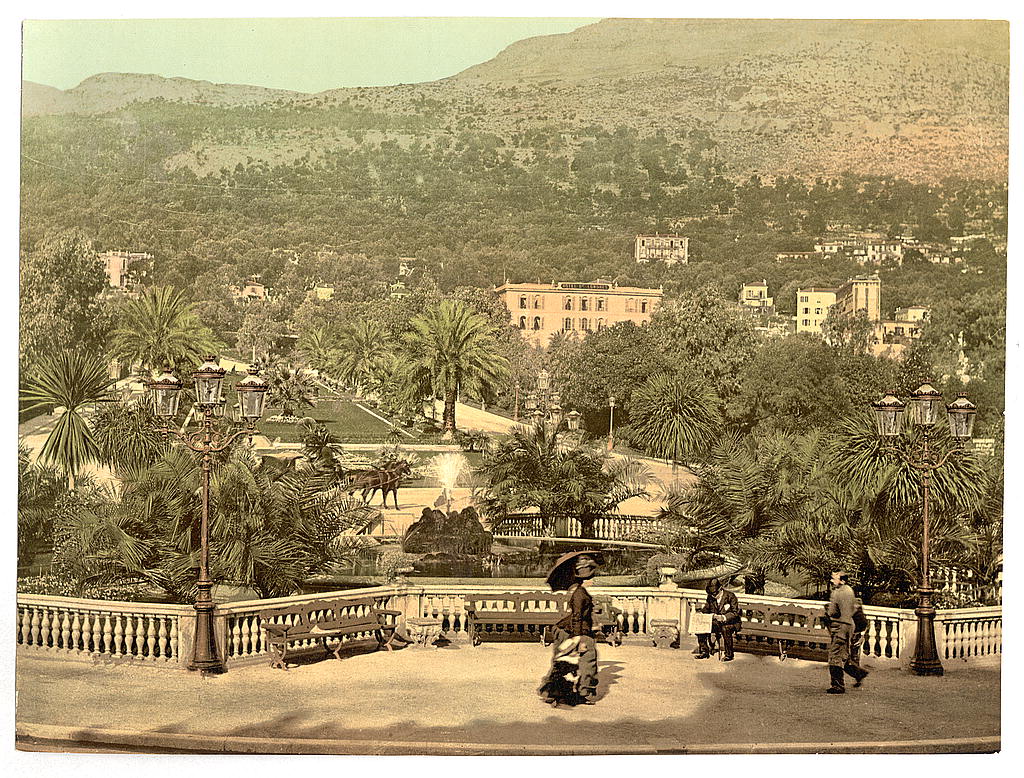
[
  {"left": 801, "top": 307, "right": 825, "bottom": 315},
  {"left": 517, "top": 316, "right": 608, "bottom": 332},
  {"left": 517, "top": 295, "right": 652, "bottom": 313}
]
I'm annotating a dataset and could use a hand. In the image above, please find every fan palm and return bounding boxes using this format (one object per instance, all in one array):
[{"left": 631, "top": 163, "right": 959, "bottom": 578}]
[
  {"left": 297, "top": 325, "right": 340, "bottom": 375},
  {"left": 628, "top": 373, "right": 723, "bottom": 465},
  {"left": 20, "top": 350, "right": 116, "bottom": 490},
  {"left": 111, "top": 285, "right": 222, "bottom": 374},
  {"left": 405, "top": 300, "right": 509, "bottom": 434},
  {"left": 479, "top": 423, "right": 652, "bottom": 536},
  {"left": 264, "top": 361, "right": 318, "bottom": 417}
]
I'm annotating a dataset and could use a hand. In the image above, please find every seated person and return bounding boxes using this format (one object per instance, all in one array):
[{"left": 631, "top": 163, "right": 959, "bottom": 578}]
[{"left": 696, "top": 578, "right": 741, "bottom": 661}]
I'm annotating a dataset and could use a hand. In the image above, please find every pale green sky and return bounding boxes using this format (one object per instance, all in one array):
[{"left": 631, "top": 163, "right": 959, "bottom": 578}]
[{"left": 22, "top": 18, "right": 598, "bottom": 93}]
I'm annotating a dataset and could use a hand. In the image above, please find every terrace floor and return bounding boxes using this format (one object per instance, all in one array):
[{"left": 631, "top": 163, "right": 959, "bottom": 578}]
[{"left": 16, "top": 634, "right": 1000, "bottom": 755}]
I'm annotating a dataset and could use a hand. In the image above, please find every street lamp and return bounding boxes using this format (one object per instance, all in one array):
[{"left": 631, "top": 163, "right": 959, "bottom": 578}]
[
  {"left": 523, "top": 370, "right": 566, "bottom": 435},
  {"left": 871, "top": 383, "right": 977, "bottom": 677},
  {"left": 148, "top": 358, "right": 269, "bottom": 674},
  {"left": 607, "top": 396, "right": 617, "bottom": 451}
]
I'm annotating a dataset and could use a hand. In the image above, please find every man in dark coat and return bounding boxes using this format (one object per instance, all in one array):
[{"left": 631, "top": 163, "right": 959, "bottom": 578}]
[
  {"left": 825, "top": 570, "right": 867, "bottom": 693},
  {"left": 696, "top": 578, "right": 741, "bottom": 661}
]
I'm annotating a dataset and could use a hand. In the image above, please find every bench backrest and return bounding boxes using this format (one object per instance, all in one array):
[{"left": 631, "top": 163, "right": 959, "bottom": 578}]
[
  {"left": 741, "top": 603, "right": 827, "bottom": 630},
  {"left": 260, "top": 597, "right": 384, "bottom": 629},
  {"left": 464, "top": 591, "right": 620, "bottom": 617}
]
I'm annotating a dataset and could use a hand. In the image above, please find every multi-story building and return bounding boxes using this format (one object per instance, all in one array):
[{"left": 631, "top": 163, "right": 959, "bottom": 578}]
[
  {"left": 738, "top": 280, "right": 775, "bottom": 315},
  {"left": 100, "top": 250, "right": 153, "bottom": 289},
  {"left": 496, "top": 280, "right": 663, "bottom": 347},
  {"left": 832, "top": 275, "right": 882, "bottom": 324},
  {"left": 795, "top": 287, "right": 838, "bottom": 335},
  {"left": 635, "top": 234, "right": 689, "bottom": 265}
]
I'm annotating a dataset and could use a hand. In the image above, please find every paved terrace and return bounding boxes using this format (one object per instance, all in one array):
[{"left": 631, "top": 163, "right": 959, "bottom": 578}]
[{"left": 16, "top": 635, "right": 1000, "bottom": 755}]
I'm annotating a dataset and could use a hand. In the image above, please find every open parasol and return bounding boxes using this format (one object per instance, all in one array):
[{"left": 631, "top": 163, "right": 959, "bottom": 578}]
[{"left": 545, "top": 550, "right": 606, "bottom": 592}]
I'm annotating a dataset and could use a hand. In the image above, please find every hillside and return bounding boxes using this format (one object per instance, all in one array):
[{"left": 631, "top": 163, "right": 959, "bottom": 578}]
[
  {"left": 21, "top": 19, "right": 1008, "bottom": 181},
  {"left": 22, "top": 72, "right": 305, "bottom": 116}
]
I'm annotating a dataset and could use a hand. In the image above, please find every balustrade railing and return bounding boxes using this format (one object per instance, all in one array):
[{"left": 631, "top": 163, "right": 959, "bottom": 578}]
[
  {"left": 16, "top": 585, "right": 1000, "bottom": 670},
  {"left": 16, "top": 595, "right": 189, "bottom": 664},
  {"left": 492, "top": 513, "right": 666, "bottom": 541}
]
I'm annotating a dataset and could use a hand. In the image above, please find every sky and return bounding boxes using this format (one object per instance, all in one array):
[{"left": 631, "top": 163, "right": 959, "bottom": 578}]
[{"left": 22, "top": 17, "right": 598, "bottom": 93}]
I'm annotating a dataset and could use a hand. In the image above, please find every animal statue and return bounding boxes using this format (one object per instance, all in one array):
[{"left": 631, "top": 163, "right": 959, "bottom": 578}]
[{"left": 346, "top": 460, "right": 412, "bottom": 509}]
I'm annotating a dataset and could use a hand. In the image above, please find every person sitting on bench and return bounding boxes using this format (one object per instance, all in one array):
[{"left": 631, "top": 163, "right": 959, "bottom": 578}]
[{"left": 696, "top": 578, "right": 741, "bottom": 661}]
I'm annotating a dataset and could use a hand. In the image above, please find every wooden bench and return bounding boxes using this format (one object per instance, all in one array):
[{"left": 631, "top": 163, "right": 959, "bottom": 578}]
[
  {"left": 733, "top": 603, "right": 829, "bottom": 661},
  {"left": 260, "top": 597, "right": 402, "bottom": 669},
  {"left": 464, "top": 592, "right": 623, "bottom": 647}
]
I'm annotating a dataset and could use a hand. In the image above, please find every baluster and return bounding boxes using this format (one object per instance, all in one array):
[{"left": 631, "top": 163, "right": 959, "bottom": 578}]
[
  {"left": 142, "top": 616, "right": 154, "bottom": 660},
  {"left": 158, "top": 618, "right": 169, "bottom": 660},
  {"left": 114, "top": 614, "right": 126, "bottom": 656},
  {"left": 60, "top": 611, "right": 71, "bottom": 651},
  {"left": 19, "top": 608, "right": 30, "bottom": 645},
  {"left": 40, "top": 608, "right": 53, "bottom": 649},
  {"left": 170, "top": 617, "right": 179, "bottom": 659},
  {"left": 30, "top": 608, "right": 41, "bottom": 647},
  {"left": 81, "top": 612, "right": 94, "bottom": 653},
  {"left": 102, "top": 614, "right": 113, "bottom": 656},
  {"left": 231, "top": 618, "right": 242, "bottom": 659},
  {"left": 123, "top": 613, "right": 134, "bottom": 658},
  {"left": 71, "top": 612, "right": 82, "bottom": 653}
]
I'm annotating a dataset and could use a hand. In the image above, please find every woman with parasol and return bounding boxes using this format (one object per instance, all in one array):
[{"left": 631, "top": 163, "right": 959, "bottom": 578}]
[{"left": 537, "top": 550, "right": 604, "bottom": 706}]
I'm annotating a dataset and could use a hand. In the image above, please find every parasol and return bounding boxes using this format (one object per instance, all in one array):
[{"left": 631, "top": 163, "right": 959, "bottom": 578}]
[{"left": 545, "top": 550, "right": 606, "bottom": 591}]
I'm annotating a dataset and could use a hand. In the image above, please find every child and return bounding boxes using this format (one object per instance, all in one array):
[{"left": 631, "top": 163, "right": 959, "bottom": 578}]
[{"left": 538, "top": 636, "right": 587, "bottom": 707}]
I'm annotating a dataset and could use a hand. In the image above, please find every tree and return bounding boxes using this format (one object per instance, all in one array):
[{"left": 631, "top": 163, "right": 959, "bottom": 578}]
[
  {"left": 626, "top": 373, "right": 722, "bottom": 465},
  {"left": 17, "top": 443, "right": 65, "bottom": 568},
  {"left": 90, "top": 398, "right": 170, "bottom": 476},
  {"left": 331, "top": 319, "right": 390, "bottom": 393},
  {"left": 236, "top": 299, "right": 291, "bottom": 364},
  {"left": 478, "top": 422, "right": 653, "bottom": 537},
  {"left": 405, "top": 300, "right": 509, "bottom": 434},
  {"left": 265, "top": 362, "right": 319, "bottom": 417},
  {"left": 650, "top": 285, "right": 760, "bottom": 400},
  {"left": 821, "top": 308, "right": 876, "bottom": 355},
  {"left": 20, "top": 350, "right": 116, "bottom": 490},
  {"left": 296, "top": 325, "right": 340, "bottom": 375},
  {"left": 111, "top": 286, "right": 223, "bottom": 374},
  {"left": 19, "top": 231, "right": 110, "bottom": 371}
]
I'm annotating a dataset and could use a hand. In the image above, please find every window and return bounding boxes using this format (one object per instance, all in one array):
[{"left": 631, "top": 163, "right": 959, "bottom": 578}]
[
  {"left": 800, "top": 295, "right": 809, "bottom": 302},
  {"left": 533, "top": 317, "right": 541, "bottom": 330},
  {"left": 640, "top": 300, "right": 648, "bottom": 313},
  {"left": 597, "top": 318, "right": 604, "bottom": 330},
  {"left": 533, "top": 297, "right": 541, "bottom": 309},
  {"left": 802, "top": 319, "right": 811, "bottom": 326},
  {"left": 580, "top": 318, "right": 589, "bottom": 332},
  {"left": 626, "top": 298, "right": 636, "bottom": 313},
  {"left": 580, "top": 298, "right": 589, "bottom": 311},
  {"left": 597, "top": 298, "right": 606, "bottom": 311},
  {"left": 564, "top": 296, "right": 573, "bottom": 311},
  {"left": 564, "top": 318, "right": 573, "bottom": 331},
  {"left": 519, "top": 296, "right": 527, "bottom": 309},
  {"left": 518, "top": 316, "right": 527, "bottom": 329},
  {"left": 803, "top": 307, "right": 810, "bottom": 314},
  {"left": 815, "top": 308, "right": 821, "bottom": 315}
]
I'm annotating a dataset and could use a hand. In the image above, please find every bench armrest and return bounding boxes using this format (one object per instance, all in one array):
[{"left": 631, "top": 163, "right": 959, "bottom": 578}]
[{"left": 261, "top": 622, "right": 293, "bottom": 639}]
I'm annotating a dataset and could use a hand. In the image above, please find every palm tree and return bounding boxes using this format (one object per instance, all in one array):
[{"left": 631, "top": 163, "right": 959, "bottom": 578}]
[
  {"left": 264, "top": 361, "right": 319, "bottom": 417},
  {"left": 111, "top": 285, "right": 222, "bottom": 375},
  {"left": 627, "top": 373, "right": 722, "bottom": 466},
  {"left": 297, "top": 325, "right": 340, "bottom": 375},
  {"left": 91, "top": 398, "right": 169, "bottom": 476},
  {"left": 405, "top": 300, "right": 509, "bottom": 435},
  {"left": 20, "top": 350, "right": 116, "bottom": 490},
  {"left": 332, "top": 319, "right": 390, "bottom": 393},
  {"left": 479, "top": 423, "right": 652, "bottom": 537}
]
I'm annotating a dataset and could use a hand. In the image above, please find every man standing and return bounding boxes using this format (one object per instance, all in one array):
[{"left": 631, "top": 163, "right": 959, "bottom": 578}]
[
  {"left": 825, "top": 571, "right": 867, "bottom": 693},
  {"left": 696, "top": 578, "right": 741, "bottom": 661}
]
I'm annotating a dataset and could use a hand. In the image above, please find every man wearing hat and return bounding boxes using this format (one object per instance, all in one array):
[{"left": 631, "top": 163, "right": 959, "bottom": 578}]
[
  {"left": 539, "top": 550, "right": 604, "bottom": 705},
  {"left": 824, "top": 570, "right": 867, "bottom": 694}
]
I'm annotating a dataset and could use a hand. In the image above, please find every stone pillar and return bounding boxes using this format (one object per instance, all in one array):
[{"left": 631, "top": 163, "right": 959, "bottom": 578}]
[
  {"left": 177, "top": 611, "right": 196, "bottom": 669},
  {"left": 899, "top": 611, "right": 918, "bottom": 669}
]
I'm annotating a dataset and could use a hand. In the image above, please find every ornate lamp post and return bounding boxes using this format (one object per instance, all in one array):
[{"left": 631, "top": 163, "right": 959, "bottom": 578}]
[
  {"left": 148, "top": 358, "right": 269, "bottom": 674},
  {"left": 607, "top": 396, "right": 617, "bottom": 451},
  {"left": 871, "top": 383, "right": 977, "bottom": 677},
  {"left": 524, "top": 369, "right": 565, "bottom": 433}
]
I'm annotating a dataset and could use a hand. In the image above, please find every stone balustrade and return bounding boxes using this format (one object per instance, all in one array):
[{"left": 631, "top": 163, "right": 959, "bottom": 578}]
[{"left": 16, "top": 584, "right": 1001, "bottom": 671}]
